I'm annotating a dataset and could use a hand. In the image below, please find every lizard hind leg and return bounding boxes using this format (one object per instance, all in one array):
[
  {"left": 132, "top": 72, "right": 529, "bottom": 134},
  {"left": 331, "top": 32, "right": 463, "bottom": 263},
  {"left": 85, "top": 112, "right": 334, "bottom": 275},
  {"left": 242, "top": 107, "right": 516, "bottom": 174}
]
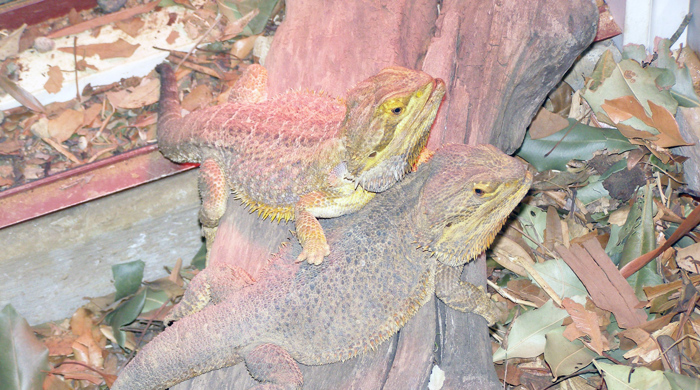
[
  {"left": 244, "top": 344, "right": 303, "bottom": 390},
  {"left": 435, "top": 263, "right": 508, "bottom": 326},
  {"left": 198, "top": 157, "right": 230, "bottom": 263},
  {"left": 165, "top": 262, "right": 255, "bottom": 324}
]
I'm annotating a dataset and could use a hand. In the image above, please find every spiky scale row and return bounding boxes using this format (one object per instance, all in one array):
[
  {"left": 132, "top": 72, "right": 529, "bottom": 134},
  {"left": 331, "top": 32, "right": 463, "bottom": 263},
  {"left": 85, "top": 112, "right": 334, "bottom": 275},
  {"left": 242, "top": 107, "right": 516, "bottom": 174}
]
[{"left": 112, "top": 144, "right": 532, "bottom": 390}]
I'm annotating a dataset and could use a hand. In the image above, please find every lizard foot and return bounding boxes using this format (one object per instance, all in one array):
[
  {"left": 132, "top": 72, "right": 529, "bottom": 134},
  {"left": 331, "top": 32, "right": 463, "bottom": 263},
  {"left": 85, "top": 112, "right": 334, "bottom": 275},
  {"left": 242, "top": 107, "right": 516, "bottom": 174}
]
[
  {"left": 478, "top": 299, "right": 509, "bottom": 326},
  {"left": 295, "top": 242, "right": 330, "bottom": 265}
]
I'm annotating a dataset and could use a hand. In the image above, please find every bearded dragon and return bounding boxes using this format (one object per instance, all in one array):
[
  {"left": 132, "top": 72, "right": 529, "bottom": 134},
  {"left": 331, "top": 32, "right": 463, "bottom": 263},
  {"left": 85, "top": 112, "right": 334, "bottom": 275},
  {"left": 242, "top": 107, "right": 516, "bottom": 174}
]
[
  {"left": 155, "top": 64, "right": 445, "bottom": 264},
  {"left": 111, "top": 144, "right": 532, "bottom": 390}
]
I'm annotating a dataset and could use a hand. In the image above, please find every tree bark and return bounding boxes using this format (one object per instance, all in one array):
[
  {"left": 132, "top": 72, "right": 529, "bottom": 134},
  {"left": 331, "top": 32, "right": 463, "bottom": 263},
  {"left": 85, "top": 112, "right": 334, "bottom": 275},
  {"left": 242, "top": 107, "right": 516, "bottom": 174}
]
[{"left": 174, "top": 0, "right": 597, "bottom": 388}]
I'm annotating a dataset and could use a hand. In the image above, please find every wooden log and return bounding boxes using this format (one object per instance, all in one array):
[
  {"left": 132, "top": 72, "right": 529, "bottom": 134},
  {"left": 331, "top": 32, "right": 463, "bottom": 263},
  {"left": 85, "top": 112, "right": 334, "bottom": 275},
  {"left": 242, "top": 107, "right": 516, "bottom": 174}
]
[
  {"left": 174, "top": 0, "right": 598, "bottom": 388},
  {"left": 267, "top": 0, "right": 598, "bottom": 153}
]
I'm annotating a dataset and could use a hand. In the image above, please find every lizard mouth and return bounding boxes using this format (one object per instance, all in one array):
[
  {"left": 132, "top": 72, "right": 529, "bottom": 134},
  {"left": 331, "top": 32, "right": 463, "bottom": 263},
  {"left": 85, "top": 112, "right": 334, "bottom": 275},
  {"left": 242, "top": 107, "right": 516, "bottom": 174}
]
[{"left": 423, "top": 172, "right": 533, "bottom": 266}]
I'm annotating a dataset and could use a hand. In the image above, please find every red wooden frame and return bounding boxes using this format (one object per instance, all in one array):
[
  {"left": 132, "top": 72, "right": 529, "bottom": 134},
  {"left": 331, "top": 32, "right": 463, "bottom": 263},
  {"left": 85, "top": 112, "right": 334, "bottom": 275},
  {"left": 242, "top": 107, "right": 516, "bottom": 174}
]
[{"left": 0, "top": 0, "right": 97, "bottom": 30}]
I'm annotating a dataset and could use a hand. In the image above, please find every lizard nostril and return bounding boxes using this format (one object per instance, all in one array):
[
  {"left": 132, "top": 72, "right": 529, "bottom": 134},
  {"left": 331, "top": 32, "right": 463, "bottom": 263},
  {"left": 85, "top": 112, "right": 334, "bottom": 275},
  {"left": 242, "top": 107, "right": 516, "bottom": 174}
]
[{"left": 368, "top": 151, "right": 377, "bottom": 158}]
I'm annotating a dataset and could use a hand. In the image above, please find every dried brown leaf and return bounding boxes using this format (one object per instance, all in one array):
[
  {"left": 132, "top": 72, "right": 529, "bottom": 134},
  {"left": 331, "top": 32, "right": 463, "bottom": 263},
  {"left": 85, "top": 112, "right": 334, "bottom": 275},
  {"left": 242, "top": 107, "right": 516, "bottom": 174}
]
[
  {"left": 648, "top": 101, "right": 692, "bottom": 147},
  {"left": 49, "top": 109, "right": 84, "bottom": 143},
  {"left": 181, "top": 84, "right": 213, "bottom": 111},
  {"left": 555, "top": 239, "right": 647, "bottom": 329},
  {"left": 0, "top": 74, "right": 46, "bottom": 113},
  {"left": 529, "top": 108, "right": 570, "bottom": 140},
  {"left": 82, "top": 103, "right": 102, "bottom": 128},
  {"left": 72, "top": 332, "right": 104, "bottom": 368},
  {"left": 115, "top": 77, "right": 160, "bottom": 109},
  {"left": 44, "top": 66, "right": 64, "bottom": 94},
  {"left": 44, "top": 333, "right": 78, "bottom": 356},
  {"left": 166, "top": 30, "right": 180, "bottom": 45},
  {"left": 544, "top": 206, "right": 564, "bottom": 251},
  {"left": 676, "top": 242, "right": 700, "bottom": 274},
  {"left": 58, "top": 38, "right": 139, "bottom": 59},
  {"left": 601, "top": 96, "right": 691, "bottom": 148},
  {"left": 0, "top": 24, "right": 25, "bottom": 60},
  {"left": 490, "top": 235, "right": 534, "bottom": 277},
  {"left": 562, "top": 297, "right": 608, "bottom": 355},
  {"left": 231, "top": 35, "right": 258, "bottom": 60},
  {"left": 0, "top": 140, "right": 21, "bottom": 154},
  {"left": 115, "top": 17, "right": 145, "bottom": 37},
  {"left": 601, "top": 96, "right": 654, "bottom": 128}
]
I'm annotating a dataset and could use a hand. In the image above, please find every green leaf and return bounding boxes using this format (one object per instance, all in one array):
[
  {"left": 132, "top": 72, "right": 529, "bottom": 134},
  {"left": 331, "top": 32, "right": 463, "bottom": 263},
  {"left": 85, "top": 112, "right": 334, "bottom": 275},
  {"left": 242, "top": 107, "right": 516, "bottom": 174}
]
[
  {"left": 191, "top": 243, "right": 207, "bottom": 271},
  {"left": 514, "top": 204, "right": 547, "bottom": 250},
  {"left": 655, "top": 39, "right": 700, "bottom": 107},
  {"left": 544, "top": 327, "right": 596, "bottom": 378},
  {"left": 665, "top": 371, "right": 700, "bottom": 390},
  {"left": 142, "top": 288, "right": 170, "bottom": 314},
  {"left": 530, "top": 259, "right": 587, "bottom": 299},
  {"left": 576, "top": 175, "right": 610, "bottom": 205},
  {"left": 105, "top": 288, "right": 147, "bottom": 348},
  {"left": 621, "top": 44, "right": 648, "bottom": 63},
  {"left": 218, "top": 0, "right": 280, "bottom": 36},
  {"left": 112, "top": 260, "right": 145, "bottom": 301},
  {"left": 517, "top": 120, "right": 634, "bottom": 172},
  {"left": 605, "top": 224, "right": 624, "bottom": 263},
  {"left": 594, "top": 360, "right": 671, "bottom": 390},
  {"left": 492, "top": 300, "right": 568, "bottom": 361},
  {"left": 0, "top": 304, "right": 49, "bottom": 390},
  {"left": 618, "top": 185, "right": 662, "bottom": 299},
  {"left": 581, "top": 56, "right": 679, "bottom": 132}
]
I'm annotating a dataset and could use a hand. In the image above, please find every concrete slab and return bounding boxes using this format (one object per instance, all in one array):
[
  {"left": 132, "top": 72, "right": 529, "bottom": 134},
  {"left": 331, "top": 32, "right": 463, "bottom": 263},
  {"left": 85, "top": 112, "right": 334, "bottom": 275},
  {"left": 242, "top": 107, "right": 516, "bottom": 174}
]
[{"left": 0, "top": 170, "right": 201, "bottom": 325}]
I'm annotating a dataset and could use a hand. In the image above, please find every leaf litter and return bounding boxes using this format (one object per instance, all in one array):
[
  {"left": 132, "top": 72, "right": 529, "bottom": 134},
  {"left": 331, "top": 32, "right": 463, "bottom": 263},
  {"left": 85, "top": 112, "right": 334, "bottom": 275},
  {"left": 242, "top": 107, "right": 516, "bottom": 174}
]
[{"left": 2, "top": 2, "right": 700, "bottom": 390}]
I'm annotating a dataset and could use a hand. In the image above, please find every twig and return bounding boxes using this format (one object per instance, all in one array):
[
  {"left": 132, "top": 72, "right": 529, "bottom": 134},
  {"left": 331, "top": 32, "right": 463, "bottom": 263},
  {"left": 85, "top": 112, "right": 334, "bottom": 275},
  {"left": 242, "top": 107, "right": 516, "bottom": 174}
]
[
  {"left": 670, "top": 13, "right": 693, "bottom": 48},
  {"left": 543, "top": 109, "right": 591, "bottom": 157},
  {"left": 92, "top": 109, "right": 115, "bottom": 142},
  {"left": 73, "top": 37, "right": 81, "bottom": 103},
  {"left": 620, "top": 204, "right": 700, "bottom": 278},
  {"left": 174, "top": 14, "right": 223, "bottom": 73},
  {"left": 46, "top": 1, "right": 159, "bottom": 39},
  {"left": 42, "top": 138, "right": 81, "bottom": 164},
  {"left": 87, "top": 145, "right": 118, "bottom": 163},
  {"left": 487, "top": 280, "right": 538, "bottom": 307},
  {"left": 166, "top": 54, "right": 221, "bottom": 78},
  {"left": 511, "top": 256, "right": 563, "bottom": 307}
]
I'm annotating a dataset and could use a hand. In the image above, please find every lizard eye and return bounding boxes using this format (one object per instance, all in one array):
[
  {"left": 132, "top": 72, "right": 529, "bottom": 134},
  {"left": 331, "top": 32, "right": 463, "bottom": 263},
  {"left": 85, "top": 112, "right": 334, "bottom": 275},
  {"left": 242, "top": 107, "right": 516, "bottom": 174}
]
[
  {"left": 474, "top": 187, "right": 485, "bottom": 197},
  {"left": 391, "top": 107, "right": 403, "bottom": 115},
  {"left": 368, "top": 151, "right": 377, "bottom": 158}
]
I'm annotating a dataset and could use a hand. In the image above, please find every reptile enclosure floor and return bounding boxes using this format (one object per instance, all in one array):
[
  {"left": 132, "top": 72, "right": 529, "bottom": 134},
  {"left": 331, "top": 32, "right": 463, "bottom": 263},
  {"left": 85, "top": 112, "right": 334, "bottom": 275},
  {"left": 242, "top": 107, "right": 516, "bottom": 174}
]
[{"left": 0, "top": 168, "right": 202, "bottom": 325}]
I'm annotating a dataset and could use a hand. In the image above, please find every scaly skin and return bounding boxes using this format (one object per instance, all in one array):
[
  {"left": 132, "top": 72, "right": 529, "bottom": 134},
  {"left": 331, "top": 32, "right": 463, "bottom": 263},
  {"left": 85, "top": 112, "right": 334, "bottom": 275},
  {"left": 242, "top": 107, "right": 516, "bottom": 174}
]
[
  {"left": 112, "top": 144, "right": 532, "bottom": 390},
  {"left": 155, "top": 64, "right": 446, "bottom": 264}
]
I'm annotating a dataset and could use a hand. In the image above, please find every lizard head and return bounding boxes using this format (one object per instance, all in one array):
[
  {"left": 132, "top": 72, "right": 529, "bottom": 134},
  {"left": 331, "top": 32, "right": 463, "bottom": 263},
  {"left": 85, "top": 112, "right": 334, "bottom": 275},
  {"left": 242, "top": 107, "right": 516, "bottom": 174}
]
[
  {"left": 341, "top": 66, "right": 446, "bottom": 193},
  {"left": 415, "top": 144, "right": 532, "bottom": 266}
]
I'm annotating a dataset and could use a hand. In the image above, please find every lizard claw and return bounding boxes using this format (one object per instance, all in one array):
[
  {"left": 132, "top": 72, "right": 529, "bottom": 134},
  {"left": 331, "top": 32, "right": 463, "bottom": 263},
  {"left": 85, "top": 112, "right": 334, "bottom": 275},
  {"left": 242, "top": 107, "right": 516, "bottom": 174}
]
[
  {"left": 481, "top": 300, "right": 509, "bottom": 326},
  {"left": 295, "top": 243, "right": 330, "bottom": 265}
]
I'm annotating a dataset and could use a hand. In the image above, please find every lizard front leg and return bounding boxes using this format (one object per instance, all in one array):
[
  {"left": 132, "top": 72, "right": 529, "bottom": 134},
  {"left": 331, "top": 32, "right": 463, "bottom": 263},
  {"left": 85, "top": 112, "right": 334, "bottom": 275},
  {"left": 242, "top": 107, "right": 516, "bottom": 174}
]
[
  {"left": 198, "top": 157, "right": 230, "bottom": 263},
  {"left": 293, "top": 192, "right": 331, "bottom": 265},
  {"left": 435, "top": 262, "right": 508, "bottom": 326}
]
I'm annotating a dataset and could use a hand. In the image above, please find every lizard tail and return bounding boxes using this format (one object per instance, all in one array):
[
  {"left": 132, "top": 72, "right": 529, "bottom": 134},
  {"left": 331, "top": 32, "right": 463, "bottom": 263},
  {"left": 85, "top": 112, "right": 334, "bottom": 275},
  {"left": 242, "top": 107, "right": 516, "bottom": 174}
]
[
  {"left": 111, "top": 307, "right": 247, "bottom": 390},
  {"left": 154, "top": 63, "right": 186, "bottom": 159}
]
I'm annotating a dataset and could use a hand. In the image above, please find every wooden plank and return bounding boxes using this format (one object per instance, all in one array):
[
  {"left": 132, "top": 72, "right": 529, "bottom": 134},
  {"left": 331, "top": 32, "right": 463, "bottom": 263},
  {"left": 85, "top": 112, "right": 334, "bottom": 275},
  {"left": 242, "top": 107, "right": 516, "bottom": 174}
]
[
  {"left": 0, "top": 145, "right": 196, "bottom": 229},
  {"left": 0, "top": 0, "right": 97, "bottom": 30}
]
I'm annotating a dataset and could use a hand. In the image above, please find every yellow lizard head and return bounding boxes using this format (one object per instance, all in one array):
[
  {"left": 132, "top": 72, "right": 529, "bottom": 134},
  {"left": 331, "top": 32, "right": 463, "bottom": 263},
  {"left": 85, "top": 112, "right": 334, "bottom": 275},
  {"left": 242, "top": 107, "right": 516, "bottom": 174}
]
[
  {"left": 341, "top": 66, "right": 446, "bottom": 192},
  {"left": 415, "top": 144, "right": 532, "bottom": 266}
]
